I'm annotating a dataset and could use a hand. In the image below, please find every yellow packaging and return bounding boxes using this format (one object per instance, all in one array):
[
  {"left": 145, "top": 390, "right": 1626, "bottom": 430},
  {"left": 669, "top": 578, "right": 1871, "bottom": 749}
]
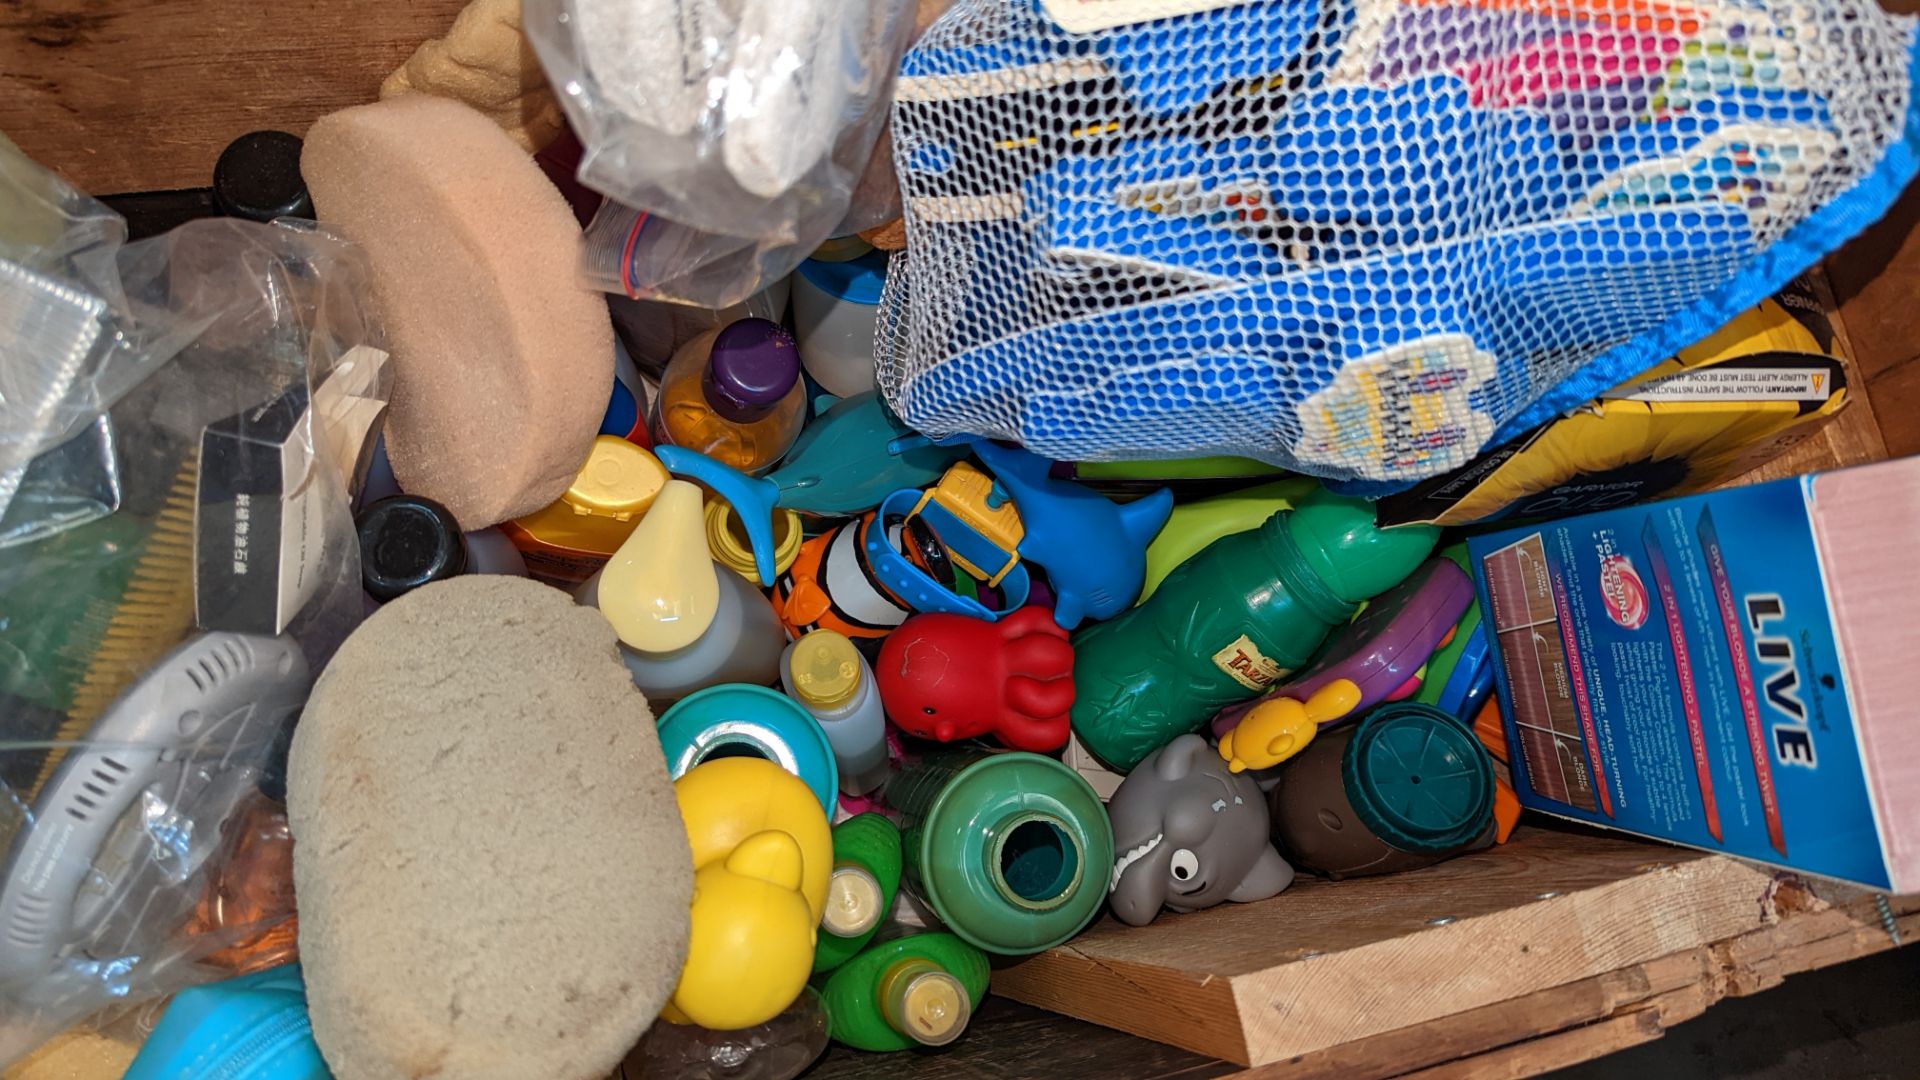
[{"left": 1378, "top": 274, "right": 1851, "bottom": 528}]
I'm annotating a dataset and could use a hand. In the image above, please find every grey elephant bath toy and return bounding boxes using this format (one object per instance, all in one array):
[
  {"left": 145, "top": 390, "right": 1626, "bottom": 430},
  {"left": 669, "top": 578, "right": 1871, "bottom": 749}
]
[{"left": 1106, "top": 734, "right": 1294, "bottom": 926}]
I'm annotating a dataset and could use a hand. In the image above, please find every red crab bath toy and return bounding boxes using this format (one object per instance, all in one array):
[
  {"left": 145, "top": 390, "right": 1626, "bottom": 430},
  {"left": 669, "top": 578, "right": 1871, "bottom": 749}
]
[{"left": 876, "top": 606, "right": 1075, "bottom": 752}]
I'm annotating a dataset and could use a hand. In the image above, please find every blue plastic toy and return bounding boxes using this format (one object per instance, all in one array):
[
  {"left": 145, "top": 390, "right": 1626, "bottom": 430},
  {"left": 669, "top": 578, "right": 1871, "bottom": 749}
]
[
  {"left": 967, "top": 441, "right": 1172, "bottom": 630},
  {"left": 769, "top": 393, "right": 967, "bottom": 514},
  {"left": 657, "top": 684, "right": 839, "bottom": 814},
  {"left": 866, "top": 485, "right": 1033, "bottom": 622},
  {"left": 1435, "top": 620, "right": 1495, "bottom": 721},
  {"left": 125, "top": 964, "right": 326, "bottom": 1080}
]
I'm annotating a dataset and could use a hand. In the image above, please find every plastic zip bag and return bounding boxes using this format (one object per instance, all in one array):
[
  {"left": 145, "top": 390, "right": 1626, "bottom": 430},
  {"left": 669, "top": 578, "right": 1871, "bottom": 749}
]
[
  {"left": 527, "top": 0, "right": 918, "bottom": 306},
  {"left": 0, "top": 142, "right": 386, "bottom": 1066}
]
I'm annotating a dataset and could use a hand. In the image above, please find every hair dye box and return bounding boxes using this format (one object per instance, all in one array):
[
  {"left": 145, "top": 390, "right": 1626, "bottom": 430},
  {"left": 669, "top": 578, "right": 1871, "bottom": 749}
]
[{"left": 1468, "top": 455, "right": 1920, "bottom": 891}]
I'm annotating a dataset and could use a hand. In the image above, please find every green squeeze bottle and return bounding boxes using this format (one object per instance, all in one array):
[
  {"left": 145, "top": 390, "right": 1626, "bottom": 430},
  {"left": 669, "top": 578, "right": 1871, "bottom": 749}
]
[
  {"left": 1070, "top": 489, "right": 1438, "bottom": 772},
  {"left": 817, "top": 933, "right": 990, "bottom": 1051},
  {"left": 814, "top": 813, "right": 903, "bottom": 974},
  {"left": 882, "top": 750, "right": 1112, "bottom": 956}
]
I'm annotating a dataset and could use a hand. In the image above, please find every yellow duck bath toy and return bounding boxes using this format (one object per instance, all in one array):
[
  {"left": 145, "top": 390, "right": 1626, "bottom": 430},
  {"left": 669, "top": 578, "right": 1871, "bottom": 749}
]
[
  {"left": 664, "top": 757, "right": 833, "bottom": 1030},
  {"left": 1217, "top": 680, "right": 1362, "bottom": 774}
]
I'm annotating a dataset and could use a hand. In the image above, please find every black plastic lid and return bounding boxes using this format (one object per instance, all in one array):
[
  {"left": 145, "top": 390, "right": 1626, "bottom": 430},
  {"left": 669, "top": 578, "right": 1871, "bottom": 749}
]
[
  {"left": 213, "top": 131, "right": 313, "bottom": 222},
  {"left": 356, "top": 495, "right": 468, "bottom": 602}
]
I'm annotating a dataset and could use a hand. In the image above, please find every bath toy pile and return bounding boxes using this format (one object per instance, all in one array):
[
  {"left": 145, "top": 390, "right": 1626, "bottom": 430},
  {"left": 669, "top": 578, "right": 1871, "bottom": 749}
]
[{"left": 4, "top": 1, "right": 1915, "bottom": 1076}]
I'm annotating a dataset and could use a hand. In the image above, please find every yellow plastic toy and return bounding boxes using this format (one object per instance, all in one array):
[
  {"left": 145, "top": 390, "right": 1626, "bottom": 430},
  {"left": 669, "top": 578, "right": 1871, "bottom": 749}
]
[
  {"left": 665, "top": 757, "right": 834, "bottom": 1029},
  {"left": 909, "top": 461, "right": 1024, "bottom": 586},
  {"left": 663, "top": 830, "right": 819, "bottom": 1030},
  {"left": 1217, "top": 680, "right": 1361, "bottom": 774}
]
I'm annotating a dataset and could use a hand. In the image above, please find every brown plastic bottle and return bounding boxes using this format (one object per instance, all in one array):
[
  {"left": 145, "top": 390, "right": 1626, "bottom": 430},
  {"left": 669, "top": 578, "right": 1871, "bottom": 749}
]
[{"left": 1269, "top": 703, "right": 1497, "bottom": 879}]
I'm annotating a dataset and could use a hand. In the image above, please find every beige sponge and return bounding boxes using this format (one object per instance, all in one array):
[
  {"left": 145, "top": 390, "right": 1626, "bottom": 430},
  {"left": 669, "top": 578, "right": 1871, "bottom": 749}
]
[
  {"left": 303, "top": 94, "right": 609, "bottom": 528},
  {"left": 288, "top": 576, "right": 690, "bottom": 1080}
]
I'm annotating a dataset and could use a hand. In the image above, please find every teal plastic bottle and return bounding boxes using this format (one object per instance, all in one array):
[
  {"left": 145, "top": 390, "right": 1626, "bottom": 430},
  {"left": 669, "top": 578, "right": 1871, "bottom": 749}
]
[
  {"left": 882, "top": 750, "right": 1112, "bottom": 956},
  {"left": 814, "top": 813, "right": 903, "bottom": 973},
  {"left": 817, "top": 933, "right": 990, "bottom": 1051},
  {"left": 1071, "top": 489, "right": 1438, "bottom": 772}
]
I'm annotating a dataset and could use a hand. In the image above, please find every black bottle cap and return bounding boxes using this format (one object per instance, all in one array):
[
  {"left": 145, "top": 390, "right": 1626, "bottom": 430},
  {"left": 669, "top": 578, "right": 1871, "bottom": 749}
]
[
  {"left": 356, "top": 495, "right": 469, "bottom": 602},
  {"left": 213, "top": 131, "right": 314, "bottom": 222}
]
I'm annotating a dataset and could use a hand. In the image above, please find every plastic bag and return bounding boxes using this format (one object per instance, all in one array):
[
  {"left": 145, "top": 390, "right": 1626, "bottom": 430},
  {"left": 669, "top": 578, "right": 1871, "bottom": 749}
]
[
  {"left": 0, "top": 143, "right": 385, "bottom": 1066},
  {"left": 527, "top": 0, "right": 918, "bottom": 306},
  {"left": 876, "top": 0, "right": 1920, "bottom": 487}
]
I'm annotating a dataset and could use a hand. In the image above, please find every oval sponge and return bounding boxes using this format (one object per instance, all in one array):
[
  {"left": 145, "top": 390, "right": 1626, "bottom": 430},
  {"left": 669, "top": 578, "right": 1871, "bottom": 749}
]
[
  {"left": 303, "top": 94, "right": 611, "bottom": 528},
  {"left": 288, "top": 576, "right": 690, "bottom": 1080}
]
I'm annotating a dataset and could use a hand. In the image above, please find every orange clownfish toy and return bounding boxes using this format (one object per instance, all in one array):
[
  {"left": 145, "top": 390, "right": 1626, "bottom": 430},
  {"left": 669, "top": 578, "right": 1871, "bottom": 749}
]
[{"left": 772, "top": 513, "right": 912, "bottom": 640}]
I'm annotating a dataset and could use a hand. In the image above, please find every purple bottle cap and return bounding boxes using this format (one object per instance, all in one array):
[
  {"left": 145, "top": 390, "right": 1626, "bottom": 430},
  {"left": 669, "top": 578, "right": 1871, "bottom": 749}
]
[{"left": 704, "top": 318, "right": 799, "bottom": 423}]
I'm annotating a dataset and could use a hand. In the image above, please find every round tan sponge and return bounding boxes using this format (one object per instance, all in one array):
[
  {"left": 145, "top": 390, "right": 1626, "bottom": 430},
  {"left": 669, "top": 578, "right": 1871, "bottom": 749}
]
[
  {"left": 303, "top": 94, "right": 610, "bottom": 528},
  {"left": 288, "top": 576, "right": 690, "bottom": 1080}
]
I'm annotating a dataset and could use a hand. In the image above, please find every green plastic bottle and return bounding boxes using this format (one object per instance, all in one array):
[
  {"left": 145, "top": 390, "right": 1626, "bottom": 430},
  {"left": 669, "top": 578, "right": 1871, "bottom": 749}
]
[
  {"left": 814, "top": 813, "right": 903, "bottom": 974},
  {"left": 882, "top": 750, "right": 1112, "bottom": 956},
  {"left": 1071, "top": 489, "right": 1438, "bottom": 772},
  {"left": 817, "top": 933, "right": 990, "bottom": 1051}
]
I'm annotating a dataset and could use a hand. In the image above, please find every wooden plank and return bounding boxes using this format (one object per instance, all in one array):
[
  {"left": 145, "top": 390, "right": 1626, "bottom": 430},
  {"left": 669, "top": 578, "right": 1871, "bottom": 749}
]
[
  {"left": 0, "top": 0, "right": 467, "bottom": 195},
  {"left": 1397, "top": 1011, "right": 1665, "bottom": 1080},
  {"left": 992, "top": 828, "right": 1781, "bottom": 1066},
  {"left": 1209, "top": 885, "right": 1920, "bottom": 1080}
]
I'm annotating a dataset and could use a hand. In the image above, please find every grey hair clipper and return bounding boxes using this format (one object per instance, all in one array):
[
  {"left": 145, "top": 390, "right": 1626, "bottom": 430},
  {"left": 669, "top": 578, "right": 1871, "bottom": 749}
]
[{"left": 0, "top": 631, "right": 309, "bottom": 991}]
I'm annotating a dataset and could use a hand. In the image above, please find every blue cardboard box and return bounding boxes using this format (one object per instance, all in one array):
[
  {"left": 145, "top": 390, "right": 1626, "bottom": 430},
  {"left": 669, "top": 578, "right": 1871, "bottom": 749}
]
[{"left": 1468, "top": 458, "right": 1917, "bottom": 890}]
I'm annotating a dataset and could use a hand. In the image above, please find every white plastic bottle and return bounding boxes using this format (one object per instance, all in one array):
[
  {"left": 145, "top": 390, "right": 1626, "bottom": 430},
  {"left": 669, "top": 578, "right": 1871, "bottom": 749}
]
[
  {"left": 790, "top": 249, "right": 887, "bottom": 398},
  {"left": 780, "top": 629, "right": 891, "bottom": 795},
  {"left": 577, "top": 479, "right": 786, "bottom": 704}
]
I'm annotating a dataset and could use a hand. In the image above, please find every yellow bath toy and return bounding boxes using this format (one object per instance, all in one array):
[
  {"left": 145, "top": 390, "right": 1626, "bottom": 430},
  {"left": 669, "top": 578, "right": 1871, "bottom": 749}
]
[
  {"left": 1217, "top": 680, "right": 1361, "bottom": 774},
  {"left": 663, "top": 829, "right": 820, "bottom": 1030},
  {"left": 674, "top": 756, "right": 832, "bottom": 919},
  {"left": 665, "top": 757, "right": 833, "bottom": 1029}
]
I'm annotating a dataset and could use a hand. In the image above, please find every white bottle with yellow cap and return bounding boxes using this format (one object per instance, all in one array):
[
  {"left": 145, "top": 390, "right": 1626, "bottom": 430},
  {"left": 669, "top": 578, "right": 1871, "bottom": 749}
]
[
  {"left": 780, "top": 629, "right": 891, "bottom": 795},
  {"left": 578, "top": 479, "right": 786, "bottom": 704}
]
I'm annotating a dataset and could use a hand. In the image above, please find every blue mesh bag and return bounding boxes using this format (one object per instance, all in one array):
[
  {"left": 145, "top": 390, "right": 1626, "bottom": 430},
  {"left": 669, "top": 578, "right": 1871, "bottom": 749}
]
[{"left": 876, "top": 0, "right": 1920, "bottom": 486}]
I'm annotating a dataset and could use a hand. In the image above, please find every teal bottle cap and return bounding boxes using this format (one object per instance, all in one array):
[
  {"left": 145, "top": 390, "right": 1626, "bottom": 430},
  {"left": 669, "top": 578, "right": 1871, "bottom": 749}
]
[
  {"left": 910, "top": 752, "right": 1113, "bottom": 956},
  {"left": 657, "top": 684, "right": 839, "bottom": 814},
  {"left": 1341, "top": 702, "right": 1494, "bottom": 854}
]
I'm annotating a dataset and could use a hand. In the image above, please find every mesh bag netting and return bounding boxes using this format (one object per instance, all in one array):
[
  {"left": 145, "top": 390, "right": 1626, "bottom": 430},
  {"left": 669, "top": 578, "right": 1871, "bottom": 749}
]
[{"left": 875, "top": 0, "right": 1920, "bottom": 485}]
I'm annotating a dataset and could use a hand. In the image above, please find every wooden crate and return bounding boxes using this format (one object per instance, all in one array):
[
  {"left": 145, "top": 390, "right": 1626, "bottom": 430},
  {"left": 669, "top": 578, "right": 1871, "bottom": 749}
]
[{"left": 6, "top": 4, "right": 1917, "bottom": 1077}]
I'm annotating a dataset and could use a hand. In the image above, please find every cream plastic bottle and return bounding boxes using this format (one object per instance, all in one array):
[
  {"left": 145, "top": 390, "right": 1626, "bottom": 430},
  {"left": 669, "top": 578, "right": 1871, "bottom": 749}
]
[
  {"left": 780, "top": 630, "right": 891, "bottom": 796},
  {"left": 577, "top": 479, "right": 786, "bottom": 703}
]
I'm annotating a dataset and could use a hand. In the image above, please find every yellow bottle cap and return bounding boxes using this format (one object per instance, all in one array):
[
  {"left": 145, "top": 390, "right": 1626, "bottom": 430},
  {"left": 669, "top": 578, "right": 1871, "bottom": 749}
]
[
  {"left": 704, "top": 499, "right": 803, "bottom": 583},
  {"left": 788, "top": 630, "right": 861, "bottom": 710},
  {"left": 885, "top": 965, "right": 970, "bottom": 1047},
  {"left": 821, "top": 863, "right": 883, "bottom": 938},
  {"left": 597, "top": 479, "right": 719, "bottom": 652},
  {"left": 511, "top": 436, "right": 668, "bottom": 554}
]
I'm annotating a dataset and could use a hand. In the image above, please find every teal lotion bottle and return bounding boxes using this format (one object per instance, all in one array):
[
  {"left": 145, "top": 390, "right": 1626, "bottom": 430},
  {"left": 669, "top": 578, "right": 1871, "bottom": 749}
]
[
  {"left": 881, "top": 749, "right": 1112, "bottom": 956},
  {"left": 1070, "top": 489, "right": 1438, "bottom": 772}
]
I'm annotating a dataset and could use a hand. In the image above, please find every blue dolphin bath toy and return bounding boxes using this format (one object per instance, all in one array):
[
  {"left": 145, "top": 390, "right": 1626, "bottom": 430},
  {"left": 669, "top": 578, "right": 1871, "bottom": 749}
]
[{"left": 968, "top": 441, "right": 1173, "bottom": 630}]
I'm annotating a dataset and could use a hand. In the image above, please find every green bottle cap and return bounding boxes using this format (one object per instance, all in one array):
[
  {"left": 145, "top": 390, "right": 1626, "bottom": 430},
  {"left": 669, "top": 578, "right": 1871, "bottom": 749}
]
[
  {"left": 1342, "top": 702, "right": 1495, "bottom": 854},
  {"left": 896, "top": 752, "right": 1112, "bottom": 956}
]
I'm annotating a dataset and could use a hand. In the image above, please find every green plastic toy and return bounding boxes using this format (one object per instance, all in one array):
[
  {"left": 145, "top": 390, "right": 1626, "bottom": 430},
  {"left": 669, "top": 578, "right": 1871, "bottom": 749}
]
[
  {"left": 1138, "top": 477, "right": 1318, "bottom": 603},
  {"left": 1071, "top": 489, "right": 1439, "bottom": 773},
  {"left": 883, "top": 750, "right": 1112, "bottom": 956},
  {"left": 814, "top": 813, "right": 903, "bottom": 974},
  {"left": 817, "top": 933, "right": 990, "bottom": 1051}
]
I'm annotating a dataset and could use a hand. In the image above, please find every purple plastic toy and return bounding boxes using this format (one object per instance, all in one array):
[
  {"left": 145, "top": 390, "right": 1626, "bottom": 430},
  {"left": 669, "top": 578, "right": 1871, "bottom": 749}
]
[{"left": 1210, "top": 558, "right": 1475, "bottom": 738}]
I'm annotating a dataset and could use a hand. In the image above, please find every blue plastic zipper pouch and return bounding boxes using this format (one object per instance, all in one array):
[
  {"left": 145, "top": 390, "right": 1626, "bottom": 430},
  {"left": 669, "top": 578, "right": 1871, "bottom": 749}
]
[{"left": 125, "top": 964, "right": 331, "bottom": 1080}]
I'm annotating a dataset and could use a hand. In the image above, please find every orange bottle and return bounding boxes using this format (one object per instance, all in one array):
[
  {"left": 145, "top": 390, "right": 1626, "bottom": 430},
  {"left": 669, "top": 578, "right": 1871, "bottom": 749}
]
[
  {"left": 649, "top": 318, "right": 806, "bottom": 475},
  {"left": 185, "top": 795, "right": 298, "bottom": 974}
]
